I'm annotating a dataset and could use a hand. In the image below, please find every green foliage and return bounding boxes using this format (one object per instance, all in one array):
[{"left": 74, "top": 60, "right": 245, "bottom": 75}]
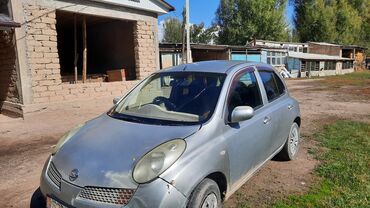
[
  {"left": 335, "top": 0, "right": 362, "bottom": 44},
  {"left": 162, "top": 17, "right": 182, "bottom": 43},
  {"left": 294, "top": 0, "right": 337, "bottom": 42},
  {"left": 272, "top": 121, "right": 370, "bottom": 208},
  {"left": 190, "top": 22, "right": 218, "bottom": 44},
  {"left": 216, "top": 0, "right": 289, "bottom": 45},
  {"left": 293, "top": 0, "right": 369, "bottom": 47},
  {"left": 162, "top": 17, "right": 218, "bottom": 44}
]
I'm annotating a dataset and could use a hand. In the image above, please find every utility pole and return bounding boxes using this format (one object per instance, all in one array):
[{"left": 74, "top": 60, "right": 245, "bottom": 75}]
[{"left": 185, "top": 0, "right": 191, "bottom": 63}]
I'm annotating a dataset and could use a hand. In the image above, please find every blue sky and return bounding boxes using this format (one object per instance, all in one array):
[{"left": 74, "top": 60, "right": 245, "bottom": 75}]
[{"left": 159, "top": 0, "right": 295, "bottom": 28}]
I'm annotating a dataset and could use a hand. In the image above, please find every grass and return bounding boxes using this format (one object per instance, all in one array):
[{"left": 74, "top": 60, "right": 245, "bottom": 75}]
[
  {"left": 308, "top": 71, "right": 370, "bottom": 100},
  {"left": 272, "top": 121, "right": 370, "bottom": 208},
  {"left": 320, "top": 71, "right": 370, "bottom": 87}
]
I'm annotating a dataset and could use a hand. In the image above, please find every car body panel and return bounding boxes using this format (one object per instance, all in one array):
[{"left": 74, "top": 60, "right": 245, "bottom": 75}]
[
  {"left": 52, "top": 114, "right": 200, "bottom": 188},
  {"left": 40, "top": 156, "right": 187, "bottom": 208}
]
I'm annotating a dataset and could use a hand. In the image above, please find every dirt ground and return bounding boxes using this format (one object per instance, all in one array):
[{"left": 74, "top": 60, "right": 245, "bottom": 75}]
[{"left": 0, "top": 78, "right": 369, "bottom": 208}]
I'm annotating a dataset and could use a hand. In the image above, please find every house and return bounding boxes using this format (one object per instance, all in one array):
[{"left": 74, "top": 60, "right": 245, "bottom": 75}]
[
  {"left": 286, "top": 52, "right": 353, "bottom": 78},
  {"left": 159, "top": 43, "right": 285, "bottom": 70},
  {"left": 0, "top": 0, "right": 174, "bottom": 117}
]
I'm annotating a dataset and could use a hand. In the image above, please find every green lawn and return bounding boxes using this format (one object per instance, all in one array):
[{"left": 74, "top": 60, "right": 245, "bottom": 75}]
[
  {"left": 273, "top": 121, "right": 370, "bottom": 208},
  {"left": 320, "top": 71, "right": 370, "bottom": 87}
]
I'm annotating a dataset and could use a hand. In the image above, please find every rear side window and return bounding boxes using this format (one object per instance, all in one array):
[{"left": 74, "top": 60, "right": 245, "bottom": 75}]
[{"left": 258, "top": 71, "right": 286, "bottom": 102}]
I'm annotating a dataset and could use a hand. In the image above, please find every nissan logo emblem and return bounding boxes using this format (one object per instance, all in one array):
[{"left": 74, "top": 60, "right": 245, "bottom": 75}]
[{"left": 69, "top": 169, "right": 79, "bottom": 181}]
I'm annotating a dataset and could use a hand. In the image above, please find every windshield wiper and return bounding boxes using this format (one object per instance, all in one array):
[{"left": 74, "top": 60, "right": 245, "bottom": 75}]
[{"left": 110, "top": 114, "right": 143, "bottom": 123}]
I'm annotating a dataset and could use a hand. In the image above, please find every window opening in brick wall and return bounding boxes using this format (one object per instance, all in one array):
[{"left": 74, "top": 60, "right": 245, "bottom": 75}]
[{"left": 56, "top": 11, "right": 137, "bottom": 83}]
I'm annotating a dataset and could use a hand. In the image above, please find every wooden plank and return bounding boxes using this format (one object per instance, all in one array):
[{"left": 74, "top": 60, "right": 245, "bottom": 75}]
[
  {"left": 82, "top": 16, "right": 87, "bottom": 83},
  {"left": 74, "top": 14, "right": 78, "bottom": 84}
]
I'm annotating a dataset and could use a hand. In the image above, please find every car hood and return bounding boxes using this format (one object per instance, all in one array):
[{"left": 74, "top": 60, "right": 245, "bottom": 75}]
[{"left": 52, "top": 114, "right": 200, "bottom": 189}]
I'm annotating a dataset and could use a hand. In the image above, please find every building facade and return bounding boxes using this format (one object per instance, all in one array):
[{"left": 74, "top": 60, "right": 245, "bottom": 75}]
[{"left": 0, "top": 0, "right": 173, "bottom": 117}]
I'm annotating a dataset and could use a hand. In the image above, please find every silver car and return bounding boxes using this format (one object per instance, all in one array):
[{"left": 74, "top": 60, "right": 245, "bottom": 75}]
[{"left": 39, "top": 61, "right": 301, "bottom": 208}]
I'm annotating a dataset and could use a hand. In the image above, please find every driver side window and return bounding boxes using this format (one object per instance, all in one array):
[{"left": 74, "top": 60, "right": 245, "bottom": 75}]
[{"left": 228, "top": 70, "right": 263, "bottom": 115}]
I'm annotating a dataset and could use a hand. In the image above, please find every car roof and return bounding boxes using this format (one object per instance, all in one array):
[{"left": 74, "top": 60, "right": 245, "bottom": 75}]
[{"left": 159, "top": 60, "right": 274, "bottom": 74}]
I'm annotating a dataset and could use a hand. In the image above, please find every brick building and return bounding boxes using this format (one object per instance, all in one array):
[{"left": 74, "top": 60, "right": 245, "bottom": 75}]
[{"left": 0, "top": 0, "right": 174, "bottom": 117}]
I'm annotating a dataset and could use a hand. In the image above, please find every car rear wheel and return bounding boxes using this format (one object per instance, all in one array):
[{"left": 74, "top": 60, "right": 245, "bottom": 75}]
[
  {"left": 277, "top": 122, "right": 300, "bottom": 161},
  {"left": 187, "top": 178, "right": 221, "bottom": 208}
]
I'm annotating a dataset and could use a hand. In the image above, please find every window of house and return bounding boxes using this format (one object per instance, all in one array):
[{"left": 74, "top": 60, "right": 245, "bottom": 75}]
[
  {"left": 306, "top": 61, "right": 319, "bottom": 71},
  {"left": 228, "top": 70, "right": 263, "bottom": 114},
  {"left": 342, "top": 61, "right": 353, "bottom": 69},
  {"left": 266, "top": 51, "right": 286, "bottom": 66},
  {"left": 259, "top": 71, "right": 285, "bottom": 102},
  {"left": 324, "top": 61, "right": 336, "bottom": 70}
]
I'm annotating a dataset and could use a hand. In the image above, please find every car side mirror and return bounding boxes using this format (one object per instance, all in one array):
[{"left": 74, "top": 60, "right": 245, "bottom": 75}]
[
  {"left": 230, "top": 106, "right": 254, "bottom": 123},
  {"left": 113, "top": 96, "right": 121, "bottom": 105}
]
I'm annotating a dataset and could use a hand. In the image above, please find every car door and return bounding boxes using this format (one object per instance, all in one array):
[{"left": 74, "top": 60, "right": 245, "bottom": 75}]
[
  {"left": 257, "top": 67, "right": 292, "bottom": 155},
  {"left": 222, "top": 67, "right": 274, "bottom": 186}
]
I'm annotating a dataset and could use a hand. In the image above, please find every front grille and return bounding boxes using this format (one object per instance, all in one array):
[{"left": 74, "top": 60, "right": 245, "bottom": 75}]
[
  {"left": 47, "top": 162, "right": 62, "bottom": 189},
  {"left": 78, "top": 186, "right": 135, "bottom": 205}
]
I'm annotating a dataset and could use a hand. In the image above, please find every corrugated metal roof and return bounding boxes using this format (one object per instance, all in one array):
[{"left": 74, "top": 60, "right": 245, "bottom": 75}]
[
  {"left": 0, "top": 14, "right": 20, "bottom": 28},
  {"left": 256, "top": 39, "right": 308, "bottom": 46},
  {"left": 308, "top": 42, "right": 342, "bottom": 47},
  {"left": 160, "top": 60, "right": 260, "bottom": 74},
  {"left": 288, "top": 52, "right": 351, "bottom": 61}
]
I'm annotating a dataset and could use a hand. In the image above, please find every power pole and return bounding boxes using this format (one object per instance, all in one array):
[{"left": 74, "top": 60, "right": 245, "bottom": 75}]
[{"left": 185, "top": 0, "right": 191, "bottom": 63}]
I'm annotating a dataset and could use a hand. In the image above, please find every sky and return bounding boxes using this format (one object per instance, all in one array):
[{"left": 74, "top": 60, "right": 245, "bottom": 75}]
[{"left": 158, "top": 0, "right": 295, "bottom": 28}]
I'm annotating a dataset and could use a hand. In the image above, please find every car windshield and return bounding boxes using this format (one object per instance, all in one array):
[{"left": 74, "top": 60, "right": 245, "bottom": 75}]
[{"left": 110, "top": 72, "right": 226, "bottom": 125}]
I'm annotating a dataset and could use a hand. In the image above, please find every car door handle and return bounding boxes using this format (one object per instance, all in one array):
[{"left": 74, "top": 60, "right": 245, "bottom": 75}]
[
  {"left": 288, "top": 104, "right": 294, "bottom": 110},
  {"left": 263, "top": 116, "right": 271, "bottom": 124}
]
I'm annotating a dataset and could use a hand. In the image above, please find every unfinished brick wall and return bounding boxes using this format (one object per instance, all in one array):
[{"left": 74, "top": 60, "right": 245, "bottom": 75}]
[
  {"left": 21, "top": 5, "right": 155, "bottom": 105},
  {"left": 134, "top": 20, "right": 157, "bottom": 79},
  {"left": 0, "top": 31, "right": 19, "bottom": 103},
  {"left": 23, "top": 4, "right": 62, "bottom": 103}
]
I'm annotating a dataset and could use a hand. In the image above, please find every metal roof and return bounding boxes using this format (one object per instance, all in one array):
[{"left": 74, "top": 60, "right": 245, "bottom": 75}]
[
  {"left": 159, "top": 43, "right": 261, "bottom": 52},
  {"left": 159, "top": 60, "right": 271, "bottom": 74},
  {"left": 341, "top": 45, "right": 367, "bottom": 50},
  {"left": 308, "top": 42, "right": 342, "bottom": 47},
  {"left": 159, "top": 0, "right": 175, "bottom": 11},
  {"left": 255, "top": 39, "right": 308, "bottom": 46},
  {"left": 288, "top": 52, "right": 351, "bottom": 61},
  {"left": 0, "top": 14, "right": 20, "bottom": 28}
]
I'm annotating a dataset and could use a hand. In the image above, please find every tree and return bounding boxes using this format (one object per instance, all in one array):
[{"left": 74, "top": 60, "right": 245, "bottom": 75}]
[
  {"left": 335, "top": 0, "right": 361, "bottom": 45},
  {"left": 293, "top": 0, "right": 337, "bottom": 43},
  {"left": 347, "top": 0, "right": 370, "bottom": 48},
  {"left": 216, "top": 0, "right": 289, "bottom": 45},
  {"left": 190, "top": 22, "right": 218, "bottom": 44},
  {"left": 292, "top": 0, "right": 367, "bottom": 47},
  {"left": 162, "top": 17, "right": 182, "bottom": 43}
]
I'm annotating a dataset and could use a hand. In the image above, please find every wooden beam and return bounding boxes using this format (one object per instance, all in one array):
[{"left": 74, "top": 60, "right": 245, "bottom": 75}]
[
  {"left": 82, "top": 16, "right": 87, "bottom": 83},
  {"left": 74, "top": 14, "right": 78, "bottom": 84}
]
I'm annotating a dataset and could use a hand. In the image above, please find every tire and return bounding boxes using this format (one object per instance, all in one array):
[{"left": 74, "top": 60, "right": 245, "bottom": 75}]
[
  {"left": 30, "top": 187, "right": 46, "bottom": 208},
  {"left": 276, "top": 122, "right": 300, "bottom": 161},
  {"left": 187, "top": 178, "right": 222, "bottom": 208}
]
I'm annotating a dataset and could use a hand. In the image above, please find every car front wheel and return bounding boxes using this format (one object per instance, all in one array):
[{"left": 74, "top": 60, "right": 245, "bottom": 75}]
[
  {"left": 277, "top": 122, "right": 300, "bottom": 161},
  {"left": 187, "top": 178, "right": 221, "bottom": 208}
]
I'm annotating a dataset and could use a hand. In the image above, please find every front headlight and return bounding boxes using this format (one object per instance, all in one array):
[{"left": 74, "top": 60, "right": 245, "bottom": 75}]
[
  {"left": 52, "top": 123, "right": 85, "bottom": 155},
  {"left": 133, "top": 139, "right": 186, "bottom": 184}
]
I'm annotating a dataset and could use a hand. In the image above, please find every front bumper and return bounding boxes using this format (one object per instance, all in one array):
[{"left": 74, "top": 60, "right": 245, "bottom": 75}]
[{"left": 40, "top": 157, "right": 187, "bottom": 208}]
